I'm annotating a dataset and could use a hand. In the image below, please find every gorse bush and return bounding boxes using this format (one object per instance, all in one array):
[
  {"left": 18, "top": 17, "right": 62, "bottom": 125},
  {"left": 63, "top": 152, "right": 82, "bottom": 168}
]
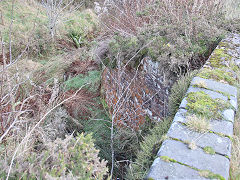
[{"left": 0, "top": 133, "right": 108, "bottom": 179}]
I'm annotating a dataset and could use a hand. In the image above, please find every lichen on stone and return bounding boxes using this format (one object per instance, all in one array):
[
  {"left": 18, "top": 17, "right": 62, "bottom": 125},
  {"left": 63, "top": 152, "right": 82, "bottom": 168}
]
[{"left": 186, "top": 91, "right": 231, "bottom": 120}]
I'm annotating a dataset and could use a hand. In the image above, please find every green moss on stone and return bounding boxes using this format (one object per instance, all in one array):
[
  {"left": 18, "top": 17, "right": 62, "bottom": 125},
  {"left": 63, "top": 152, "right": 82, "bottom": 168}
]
[
  {"left": 218, "top": 41, "right": 231, "bottom": 49},
  {"left": 160, "top": 156, "right": 177, "bottom": 163},
  {"left": 186, "top": 91, "right": 231, "bottom": 120},
  {"left": 198, "top": 68, "right": 236, "bottom": 85},
  {"left": 199, "top": 170, "right": 225, "bottom": 180},
  {"left": 209, "top": 48, "right": 232, "bottom": 68},
  {"left": 203, "top": 146, "right": 215, "bottom": 155}
]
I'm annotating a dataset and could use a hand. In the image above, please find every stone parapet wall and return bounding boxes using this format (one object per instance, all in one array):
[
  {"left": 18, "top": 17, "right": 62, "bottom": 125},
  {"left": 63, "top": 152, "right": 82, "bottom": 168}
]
[{"left": 146, "top": 33, "right": 240, "bottom": 180}]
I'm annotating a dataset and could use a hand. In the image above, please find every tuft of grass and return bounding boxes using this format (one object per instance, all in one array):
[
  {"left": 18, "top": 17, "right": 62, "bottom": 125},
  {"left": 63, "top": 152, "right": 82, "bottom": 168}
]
[
  {"left": 168, "top": 71, "right": 198, "bottom": 116},
  {"left": 186, "top": 115, "right": 211, "bottom": 133}
]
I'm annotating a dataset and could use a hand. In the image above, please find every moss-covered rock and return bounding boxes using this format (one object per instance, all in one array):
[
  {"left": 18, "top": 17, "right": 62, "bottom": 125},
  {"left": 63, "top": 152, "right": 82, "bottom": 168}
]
[
  {"left": 186, "top": 91, "right": 232, "bottom": 120},
  {"left": 198, "top": 68, "right": 236, "bottom": 85},
  {"left": 209, "top": 48, "right": 232, "bottom": 68}
]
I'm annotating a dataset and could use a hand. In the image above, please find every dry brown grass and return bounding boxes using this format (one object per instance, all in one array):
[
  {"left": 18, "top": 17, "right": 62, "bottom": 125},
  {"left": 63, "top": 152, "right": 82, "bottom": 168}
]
[{"left": 186, "top": 115, "right": 211, "bottom": 133}]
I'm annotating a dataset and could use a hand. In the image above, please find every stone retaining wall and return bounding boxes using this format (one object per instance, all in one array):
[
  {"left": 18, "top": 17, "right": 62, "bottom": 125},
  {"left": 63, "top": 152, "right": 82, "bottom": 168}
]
[{"left": 146, "top": 33, "right": 240, "bottom": 180}]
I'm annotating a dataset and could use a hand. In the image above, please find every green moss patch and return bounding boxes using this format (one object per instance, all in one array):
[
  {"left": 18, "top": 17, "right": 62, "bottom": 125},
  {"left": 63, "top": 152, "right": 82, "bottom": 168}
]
[
  {"left": 199, "top": 170, "right": 225, "bottom": 180},
  {"left": 160, "top": 156, "right": 177, "bottom": 163},
  {"left": 186, "top": 91, "right": 231, "bottom": 120},
  {"left": 198, "top": 68, "right": 236, "bottom": 85},
  {"left": 203, "top": 146, "right": 215, "bottom": 155},
  {"left": 209, "top": 48, "right": 232, "bottom": 68}
]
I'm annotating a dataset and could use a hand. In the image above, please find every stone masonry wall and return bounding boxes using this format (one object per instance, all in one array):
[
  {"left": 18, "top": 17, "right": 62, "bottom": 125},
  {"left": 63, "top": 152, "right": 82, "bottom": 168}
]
[{"left": 146, "top": 33, "right": 240, "bottom": 179}]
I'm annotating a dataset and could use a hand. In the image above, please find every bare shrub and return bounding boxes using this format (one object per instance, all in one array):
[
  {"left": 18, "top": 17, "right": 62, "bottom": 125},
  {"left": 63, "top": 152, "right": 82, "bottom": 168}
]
[
  {"left": 100, "top": 0, "right": 153, "bottom": 36},
  {"left": 41, "top": 0, "right": 82, "bottom": 40},
  {"left": 99, "top": 0, "right": 227, "bottom": 72},
  {"left": 100, "top": 0, "right": 225, "bottom": 36}
]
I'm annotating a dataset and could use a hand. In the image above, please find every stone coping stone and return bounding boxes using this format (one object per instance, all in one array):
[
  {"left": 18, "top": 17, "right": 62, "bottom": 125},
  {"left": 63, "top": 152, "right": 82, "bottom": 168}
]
[
  {"left": 191, "top": 77, "right": 237, "bottom": 98},
  {"left": 146, "top": 157, "right": 207, "bottom": 180},
  {"left": 187, "top": 86, "right": 229, "bottom": 101},
  {"left": 173, "top": 109, "right": 234, "bottom": 136},
  {"left": 157, "top": 140, "right": 230, "bottom": 180},
  {"left": 167, "top": 122, "right": 232, "bottom": 156}
]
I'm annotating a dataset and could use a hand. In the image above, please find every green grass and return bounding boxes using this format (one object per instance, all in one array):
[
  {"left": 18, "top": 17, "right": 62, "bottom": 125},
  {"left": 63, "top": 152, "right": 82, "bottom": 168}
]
[{"left": 64, "top": 70, "right": 101, "bottom": 91}]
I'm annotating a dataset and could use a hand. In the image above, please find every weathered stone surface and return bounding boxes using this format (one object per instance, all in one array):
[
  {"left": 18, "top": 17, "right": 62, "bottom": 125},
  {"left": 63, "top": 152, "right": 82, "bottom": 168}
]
[
  {"left": 167, "top": 122, "right": 232, "bottom": 156},
  {"left": 223, "top": 109, "right": 235, "bottom": 122},
  {"left": 172, "top": 109, "right": 188, "bottom": 123},
  {"left": 232, "top": 34, "right": 240, "bottom": 45},
  {"left": 191, "top": 77, "right": 237, "bottom": 98},
  {"left": 187, "top": 86, "right": 228, "bottom": 101},
  {"left": 157, "top": 140, "right": 230, "bottom": 180},
  {"left": 209, "top": 120, "right": 233, "bottom": 137},
  {"left": 179, "top": 97, "right": 188, "bottom": 109},
  {"left": 146, "top": 157, "right": 207, "bottom": 180}
]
